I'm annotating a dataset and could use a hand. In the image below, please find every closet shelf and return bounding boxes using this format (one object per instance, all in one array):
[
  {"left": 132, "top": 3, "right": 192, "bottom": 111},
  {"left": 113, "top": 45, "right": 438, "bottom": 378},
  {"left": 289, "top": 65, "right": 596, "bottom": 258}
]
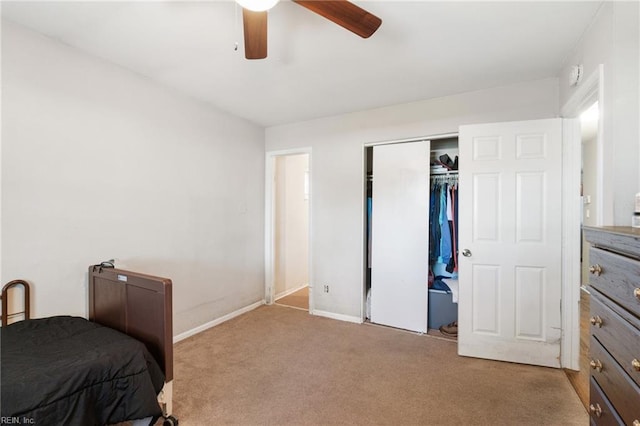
[{"left": 430, "top": 170, "right": 459, "bottom": 176}]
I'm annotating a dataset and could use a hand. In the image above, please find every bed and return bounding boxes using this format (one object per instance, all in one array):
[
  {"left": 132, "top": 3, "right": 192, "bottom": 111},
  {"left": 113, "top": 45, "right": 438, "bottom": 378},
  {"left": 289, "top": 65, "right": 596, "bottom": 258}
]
[{"left": 0, "top": 266, "right": 178, "bottom": 426}]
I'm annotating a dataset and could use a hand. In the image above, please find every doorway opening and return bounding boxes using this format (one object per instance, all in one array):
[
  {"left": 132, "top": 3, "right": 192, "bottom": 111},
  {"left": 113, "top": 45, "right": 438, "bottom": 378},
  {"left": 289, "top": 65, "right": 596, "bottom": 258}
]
[{"left": 266, "top": 151, "right": 311, "bottom": 312}]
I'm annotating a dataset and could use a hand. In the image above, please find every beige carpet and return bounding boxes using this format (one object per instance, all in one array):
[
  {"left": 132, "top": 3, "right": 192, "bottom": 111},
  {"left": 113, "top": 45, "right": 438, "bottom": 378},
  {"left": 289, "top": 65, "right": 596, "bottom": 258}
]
[
  {"left": 172, "top": 305, "right": 587, "bottom": 425},
  {"left": 275, "top": 286, "right": 309, "bottom": 310}
]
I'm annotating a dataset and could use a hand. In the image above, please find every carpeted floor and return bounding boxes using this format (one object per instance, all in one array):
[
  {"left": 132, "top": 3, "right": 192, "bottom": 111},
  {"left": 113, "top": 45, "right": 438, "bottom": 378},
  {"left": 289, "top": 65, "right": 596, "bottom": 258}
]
[
  {"left": 275, "top": 286, "right": 309, "bottom": 310},
  {"left": 172, "top": 305, "right": 587, "bottom": 425}
]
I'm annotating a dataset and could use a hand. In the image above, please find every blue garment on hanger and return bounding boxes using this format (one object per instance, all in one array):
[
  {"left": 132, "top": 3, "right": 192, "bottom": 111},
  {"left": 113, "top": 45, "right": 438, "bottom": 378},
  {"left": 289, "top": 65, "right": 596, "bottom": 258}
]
[
  {"left": 438, "top": 183, "right": 452, "bottom": 264},
  {"left": 429, "top": 184, "right": 440, "bottom": 264},
  {"left": 367, "top": 197, "right": 372, "bottom": 268}
]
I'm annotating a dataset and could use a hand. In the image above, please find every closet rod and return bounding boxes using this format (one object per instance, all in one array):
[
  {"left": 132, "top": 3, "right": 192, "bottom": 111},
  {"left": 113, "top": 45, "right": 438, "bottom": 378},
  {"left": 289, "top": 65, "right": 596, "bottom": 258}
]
[
  {"left": 431, "top": 172, "right": 459, "bottom": 177},
  {"left": 430, "top": 174, "right": 458, "bottom": 184}
]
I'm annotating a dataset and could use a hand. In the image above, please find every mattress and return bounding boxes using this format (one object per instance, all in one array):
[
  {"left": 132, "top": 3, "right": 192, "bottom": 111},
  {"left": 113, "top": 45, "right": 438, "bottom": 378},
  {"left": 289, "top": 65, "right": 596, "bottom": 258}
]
[{"left": 1, "top": 316, "right": 164, "bottom": 425}]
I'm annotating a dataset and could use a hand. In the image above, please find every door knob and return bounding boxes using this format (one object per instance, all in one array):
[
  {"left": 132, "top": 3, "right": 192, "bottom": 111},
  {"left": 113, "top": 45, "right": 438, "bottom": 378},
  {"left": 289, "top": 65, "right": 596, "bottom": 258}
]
[
  {"left": 632, "top": 358, "right": 640, "bottom": 372},
  {"left": 462, "top": 249, "right": 472, "bottom": 257}
]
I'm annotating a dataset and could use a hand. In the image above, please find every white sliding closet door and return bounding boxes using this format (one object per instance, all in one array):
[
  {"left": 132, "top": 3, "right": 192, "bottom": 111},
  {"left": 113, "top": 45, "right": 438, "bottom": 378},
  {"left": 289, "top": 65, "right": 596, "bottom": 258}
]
[{"left": 370, "top": 141, "right": 430, "bottom": 333}]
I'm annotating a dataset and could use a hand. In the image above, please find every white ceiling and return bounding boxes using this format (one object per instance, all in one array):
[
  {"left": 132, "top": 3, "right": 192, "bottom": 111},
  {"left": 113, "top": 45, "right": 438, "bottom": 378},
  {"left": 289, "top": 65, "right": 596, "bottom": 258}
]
[{"left": 2, "top": 1, "right": 603, "bottom": 127}]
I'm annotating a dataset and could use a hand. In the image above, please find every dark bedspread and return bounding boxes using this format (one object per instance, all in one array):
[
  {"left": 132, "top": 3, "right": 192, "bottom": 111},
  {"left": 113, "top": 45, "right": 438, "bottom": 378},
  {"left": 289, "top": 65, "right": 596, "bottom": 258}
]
[{"left": 1, "top": 316, "right": 165, "bottom": 425}]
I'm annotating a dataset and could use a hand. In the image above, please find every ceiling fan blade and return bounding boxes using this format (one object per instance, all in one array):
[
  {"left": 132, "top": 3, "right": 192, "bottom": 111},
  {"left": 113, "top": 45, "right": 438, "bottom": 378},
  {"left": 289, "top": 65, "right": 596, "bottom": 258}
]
[
  {"left": 292, "top": 0, "right": 381, "bottom": 38},
  {"left": 242, "top": 9, "right": 267, "bottom": 59}
]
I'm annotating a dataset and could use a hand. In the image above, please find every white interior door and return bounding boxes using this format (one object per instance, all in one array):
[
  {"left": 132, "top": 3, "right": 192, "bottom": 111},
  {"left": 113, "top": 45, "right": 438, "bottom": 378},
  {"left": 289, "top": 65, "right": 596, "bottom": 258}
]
[
  {"left": 458, "top": 119, "right": 562, "bottom": 367},
  {"left": 370, "top": 141, "right": 430, "bottom": 333}
]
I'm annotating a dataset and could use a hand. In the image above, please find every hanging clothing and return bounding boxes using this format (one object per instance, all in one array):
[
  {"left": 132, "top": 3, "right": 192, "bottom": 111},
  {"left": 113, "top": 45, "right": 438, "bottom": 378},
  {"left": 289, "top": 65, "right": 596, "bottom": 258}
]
[
  {"left": 438, "top": 183, "right": 452, "bottom": 265},
  {"left": 429, "top": 176, "right": 459, "bottom": 281},
  {"left": 367, "top": 197, "right": 372, "bottom": 268},
  {"left": 429, "top": 184, "right": 441, "bottom": 264},
  {"left": 446, "top": 184, "right": 458, "bottom": 274}
]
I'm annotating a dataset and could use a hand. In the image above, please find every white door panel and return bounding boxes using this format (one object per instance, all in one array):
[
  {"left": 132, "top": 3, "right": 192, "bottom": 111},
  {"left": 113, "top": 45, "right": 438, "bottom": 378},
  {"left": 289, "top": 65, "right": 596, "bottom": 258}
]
[
  {"left": 370, "top": 141, "right": 430, "bottom": 333},
  {"left": 458, "top": 119, "right": 562, "bottom": 367}
]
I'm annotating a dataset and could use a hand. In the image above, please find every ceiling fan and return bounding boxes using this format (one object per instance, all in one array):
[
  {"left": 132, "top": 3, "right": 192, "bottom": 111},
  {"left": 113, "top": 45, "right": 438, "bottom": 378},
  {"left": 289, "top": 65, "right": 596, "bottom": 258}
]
[{"left": 237, "top": 0, "right": 382, "bottom": 59}]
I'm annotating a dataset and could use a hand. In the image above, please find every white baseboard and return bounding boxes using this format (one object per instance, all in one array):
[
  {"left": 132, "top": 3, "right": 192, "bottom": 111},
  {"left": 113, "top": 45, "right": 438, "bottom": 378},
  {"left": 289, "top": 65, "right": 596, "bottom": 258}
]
[
  {"left": 312, "top": 309, "right": 363, "bottom": 324},
  {"left": 275, "top": 283, "right": 309, "bottom": 301},
  {"left": 173, "top": 300, "right": 265, "bottom": 343}
]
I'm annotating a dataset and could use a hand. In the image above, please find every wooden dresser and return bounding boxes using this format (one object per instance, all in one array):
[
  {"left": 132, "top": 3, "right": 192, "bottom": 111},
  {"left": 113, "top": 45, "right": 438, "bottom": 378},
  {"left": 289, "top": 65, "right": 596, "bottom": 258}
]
[{"left": 583, "top": 226, "right": 640, "bottom": 425}]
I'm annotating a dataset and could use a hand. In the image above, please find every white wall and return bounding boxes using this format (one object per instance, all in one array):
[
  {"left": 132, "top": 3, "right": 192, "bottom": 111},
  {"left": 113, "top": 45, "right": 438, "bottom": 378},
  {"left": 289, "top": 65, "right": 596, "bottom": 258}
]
[
  {"left": 1, "top": 21, "right": 265, "bottom": 335},
  {"left": 559, "top": 1, "right": 640, "bottom": 225},
  {"left": 0, "top": 18, "right": 4, "bottom": 286},
  {"left": 266, "top": 78, "right": 560, "bottom": 319},
  {"left": 274, "top": 154, "right": 309, "bottom": 297}
]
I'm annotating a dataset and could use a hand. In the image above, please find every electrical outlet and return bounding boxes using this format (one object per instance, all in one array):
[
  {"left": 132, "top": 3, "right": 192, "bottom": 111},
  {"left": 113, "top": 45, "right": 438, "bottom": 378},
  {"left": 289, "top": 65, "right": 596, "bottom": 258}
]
[{"left": 324, "top": 285, "right": 329, "bottom": 293}]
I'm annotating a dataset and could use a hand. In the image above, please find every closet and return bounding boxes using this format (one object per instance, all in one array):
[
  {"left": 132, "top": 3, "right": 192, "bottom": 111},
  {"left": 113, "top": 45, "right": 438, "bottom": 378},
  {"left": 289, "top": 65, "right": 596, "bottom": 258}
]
[
  {"left": 363, "top": 118, "right": 564, "bottom": 368},
  {"left": 365, "top": 137, "right": 459, "bottom": 335}
]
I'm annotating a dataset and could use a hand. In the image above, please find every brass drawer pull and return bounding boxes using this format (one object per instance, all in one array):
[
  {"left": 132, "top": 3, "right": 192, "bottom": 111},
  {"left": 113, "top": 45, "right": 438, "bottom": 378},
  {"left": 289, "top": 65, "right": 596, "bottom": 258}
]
[
  {"left": 634, "top": 420, "right": 640, "bottom": 426},
  {"left": 634, "top": 288, "right": 640, "bottom": 301},
  {"left": 589, "top": 264, "right": 603, "bottom": 276},
  {"left": 633, "top": 359, "right": 640, "bottom": 372},
  {"left": 589, "top": 359, "right": 603, "bottom": 372},
  {"left": 589, "top": 403, "right": 602, "bottom": 417},
  {"left": 590, "top": 315, "right": 603, "bottom": 328}
]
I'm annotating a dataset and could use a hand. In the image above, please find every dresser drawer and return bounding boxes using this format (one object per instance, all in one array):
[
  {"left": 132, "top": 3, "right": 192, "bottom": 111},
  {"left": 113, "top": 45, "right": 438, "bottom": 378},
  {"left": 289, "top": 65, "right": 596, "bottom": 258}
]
[
  {"left": 589, "top": 376, "right": 624, "bottom": 426},
  {"left": 590, "top": 336, "right": 640, "bottom": 425},
  {"left": 590, "top": 292, "right": 640, "bottom": 388},
  {"left": 584, "top": 226, "right": 640, "bottom": 259},
  {"left": 589, "top": 247, "right": 640, "bottom": 315}
]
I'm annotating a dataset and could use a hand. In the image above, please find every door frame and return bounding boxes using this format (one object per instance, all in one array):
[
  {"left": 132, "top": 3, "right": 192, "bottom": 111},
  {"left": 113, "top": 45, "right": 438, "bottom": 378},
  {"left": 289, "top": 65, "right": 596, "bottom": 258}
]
[
  {"left": 361, "top": 133, "right": 458, "bottom": 321},
  {"left": 560, "top": 65, "right": 604, "bottom": 370},
  {"left": 264, "top": 148, "right": 313, "bottom": 311}
]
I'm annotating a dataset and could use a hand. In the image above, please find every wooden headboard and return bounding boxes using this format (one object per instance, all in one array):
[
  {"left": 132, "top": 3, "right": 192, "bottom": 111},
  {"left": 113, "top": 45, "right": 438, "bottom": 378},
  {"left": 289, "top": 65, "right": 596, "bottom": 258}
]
[{"left": 88, "top": 266, "right": 173, "bottom": 381}]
